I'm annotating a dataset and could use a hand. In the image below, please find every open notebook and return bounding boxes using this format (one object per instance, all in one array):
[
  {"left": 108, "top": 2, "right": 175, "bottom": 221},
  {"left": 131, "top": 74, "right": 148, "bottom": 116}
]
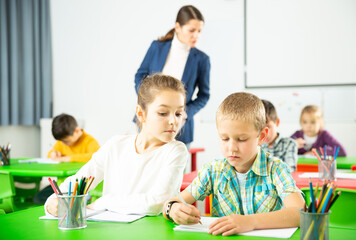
[
  {"left": 39, "top": 209, "right": 145, "bottom": 223},
  {"left": 19, "top": 158, "right": 59, "bottom": 164},
  {"left": 173, "top": 217, "right": 298, "bottom": 239}
]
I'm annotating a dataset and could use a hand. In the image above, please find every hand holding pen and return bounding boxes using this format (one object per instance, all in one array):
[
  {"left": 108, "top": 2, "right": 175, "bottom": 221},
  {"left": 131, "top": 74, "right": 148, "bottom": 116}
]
[{"left": 169, "top": 191, "right": 202, "bottom": 225}]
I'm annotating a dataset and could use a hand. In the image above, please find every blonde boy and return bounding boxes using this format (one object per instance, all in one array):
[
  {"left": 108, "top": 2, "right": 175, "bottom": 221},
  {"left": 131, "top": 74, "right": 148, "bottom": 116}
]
[
  {"left": 261, "top": 99, "right": 298, "bottom": 171},
  {"left": 163, "top": 92, "right": 304, "bottom": 236}
]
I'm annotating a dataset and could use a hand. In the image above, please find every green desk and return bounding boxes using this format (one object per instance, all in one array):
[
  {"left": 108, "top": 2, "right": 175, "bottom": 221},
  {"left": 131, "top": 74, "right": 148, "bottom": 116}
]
[
  {"left": 0, "top": 207, "right": 355, "bottom": 240},
  {"left": 0, "top": 158, "right": 85, "bottom": 178},
  {"left": 298, "top": 156, "right": 356, "bottom": 169}
]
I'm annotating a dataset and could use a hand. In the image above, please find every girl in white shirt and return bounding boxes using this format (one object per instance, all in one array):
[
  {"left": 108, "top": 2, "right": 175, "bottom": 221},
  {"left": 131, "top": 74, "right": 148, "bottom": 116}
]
[{"left": 45, "top": 74, "right": 189, "bottom": 216}]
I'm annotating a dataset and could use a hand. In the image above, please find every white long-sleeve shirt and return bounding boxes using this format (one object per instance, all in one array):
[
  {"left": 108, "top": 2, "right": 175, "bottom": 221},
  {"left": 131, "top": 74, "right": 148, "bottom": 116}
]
[{"left": 44, "top": 135, "right": 188, "bottom": 216}]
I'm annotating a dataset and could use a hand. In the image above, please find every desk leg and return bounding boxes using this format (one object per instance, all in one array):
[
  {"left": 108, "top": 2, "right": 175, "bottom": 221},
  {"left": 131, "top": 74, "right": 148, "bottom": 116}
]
[{"left": 191, "top": 153, "right": 197, "bottom": 172}]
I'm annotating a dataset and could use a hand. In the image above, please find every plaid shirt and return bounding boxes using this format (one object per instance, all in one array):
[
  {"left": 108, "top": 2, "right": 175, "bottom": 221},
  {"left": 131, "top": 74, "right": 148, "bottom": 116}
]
[
  {"left": 187, "top": 147, "right": 301, "bottom": 217},
  {"left": 261, "top": 133, "right": 298, "bottom": 171}
]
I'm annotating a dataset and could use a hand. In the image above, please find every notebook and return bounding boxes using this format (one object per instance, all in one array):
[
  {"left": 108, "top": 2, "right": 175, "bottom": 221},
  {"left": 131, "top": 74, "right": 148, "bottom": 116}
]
[
  {"left": 39, "top": 209, "right": 145, "bottom": 223},
  {"left": 173, "top": 217, "right": 298, "bottom": 239},
  {"left": 19, "top": 158, "right": 59, "bottom": 164},
  {"left": 298, "top": 172, "right": 356, "bottom": 179}
]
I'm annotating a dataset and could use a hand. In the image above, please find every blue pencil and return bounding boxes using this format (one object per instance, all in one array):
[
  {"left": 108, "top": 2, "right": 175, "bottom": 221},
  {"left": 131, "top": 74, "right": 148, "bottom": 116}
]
[
  {"left": 321, "top": 184, "right": 334, "bottom": 213},
  {"left": 67, "top": 181, "right": 72, "bottom": 227},
  {"left": 309, "top": 178, "right": 316, "bottom": 213}
]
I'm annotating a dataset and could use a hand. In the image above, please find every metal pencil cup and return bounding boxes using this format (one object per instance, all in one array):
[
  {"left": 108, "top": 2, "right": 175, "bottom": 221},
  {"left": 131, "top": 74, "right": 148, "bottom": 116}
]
[
  {"left": 0, "top": 151, "right": 10, "bottom": 166},
  {"left": 58, "top": 194, "right": 87, "bottom": 230},
  {"left": 300, "top": 210, "right": 330, "bottom": 240},
  {"left": 318, "top": 160, "right": 336, "bottom": 181}
]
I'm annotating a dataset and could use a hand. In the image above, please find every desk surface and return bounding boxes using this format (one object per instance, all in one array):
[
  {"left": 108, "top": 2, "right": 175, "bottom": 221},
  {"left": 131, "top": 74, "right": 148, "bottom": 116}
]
[
  {"left": 292, "top": 171, "right": 356, "bottom": 190},
  {"left": 0, "top": 159, "right": 85, "bottom": 177},
  {"left": 298, "top": 156, "right": 356, "bottom": 169},
  {"left": 1, "top": 207, "right": 355, "bottom": 240}
]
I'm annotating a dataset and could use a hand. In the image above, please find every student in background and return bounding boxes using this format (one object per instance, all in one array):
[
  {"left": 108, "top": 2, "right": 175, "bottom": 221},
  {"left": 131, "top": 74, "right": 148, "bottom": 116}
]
[
  {"left": 261, "top": 100, "right": 297, "bottom": 171},
  {"left": 135, "top": 5, "right": 210, "bottom": 148},
  {"left": 34, "top": 114, "right": 101, "bottom": 204},
  {"left": 163, "top": 92, "right": 304, "bottom": 236},
  {"left": 291, "top": 105, "right": 346, "bottom": 156},
  {"left": 48, "top": 113, "right": 100, "bottom": 162},
  {"left": 45, "top": 74, "right": 189, "bottom": 216}
]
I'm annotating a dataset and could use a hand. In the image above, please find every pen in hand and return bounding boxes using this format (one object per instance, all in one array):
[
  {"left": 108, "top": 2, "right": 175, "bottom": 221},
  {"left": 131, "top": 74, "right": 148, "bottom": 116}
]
[{"left": 177, "top": 191, "right": 202, "bottom": 225}]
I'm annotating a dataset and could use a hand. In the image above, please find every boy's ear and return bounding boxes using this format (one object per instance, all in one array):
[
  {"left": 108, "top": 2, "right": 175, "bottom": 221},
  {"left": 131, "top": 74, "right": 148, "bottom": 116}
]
[
  {"left": 258, "top": 127, "right": 269, "bottom": 145},
  {"left": 275, "top": 117, "right": 280, "bottom": 127},
  {"left": 136, "top": 105, "right": 146, "bottom": 123}
]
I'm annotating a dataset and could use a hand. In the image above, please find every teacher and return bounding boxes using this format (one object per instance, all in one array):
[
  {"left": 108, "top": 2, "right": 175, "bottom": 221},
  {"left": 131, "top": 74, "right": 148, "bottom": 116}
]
[{"left": 134, "top": 5, "right": 210, "bottom": 147}]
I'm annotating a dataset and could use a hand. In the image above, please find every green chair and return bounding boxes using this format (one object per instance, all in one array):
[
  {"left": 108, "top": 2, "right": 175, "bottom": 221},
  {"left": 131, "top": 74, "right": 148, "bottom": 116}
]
[
  {"left": 301, "top": 187, "right": 356, "bottom": 230},
  {"left": 13, "top": 176, "right": 41, "bottom": 203},
  {"left": 0, "top": 171, "right": 16, "bottom": 213},
  {"left": 89, "top": 181, "right": 103, "bottom": 203},
  {"left": 0, "top": 209, "right": 6, "bottom": 215}
]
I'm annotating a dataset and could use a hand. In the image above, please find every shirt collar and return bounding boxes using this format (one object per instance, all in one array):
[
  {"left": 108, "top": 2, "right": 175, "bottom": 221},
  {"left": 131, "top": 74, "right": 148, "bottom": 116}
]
[
  {"left": 172, "top": 34, "right": 191, "bottom": 52},
  {"left": 222, "top": 146, "right": 268, "bottom": 179},
  {"left": 250, "top": 146, "right": 268, "bottom": 176}
]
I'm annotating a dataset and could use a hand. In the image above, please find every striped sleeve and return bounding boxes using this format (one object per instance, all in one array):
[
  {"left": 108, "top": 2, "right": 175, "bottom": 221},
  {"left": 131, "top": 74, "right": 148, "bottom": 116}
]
[
  {"left": 187, "top": 162, "right": 213, "bottom": 201},
  {"left": 271, "top": 159, "right": 301, "bottom": 200}
]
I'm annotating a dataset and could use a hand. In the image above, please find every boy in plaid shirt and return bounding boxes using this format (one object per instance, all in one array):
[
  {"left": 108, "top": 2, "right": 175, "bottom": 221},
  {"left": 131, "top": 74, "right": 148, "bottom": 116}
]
[{"left": 163, "top": 92, "right": 304, "bottom": 236}]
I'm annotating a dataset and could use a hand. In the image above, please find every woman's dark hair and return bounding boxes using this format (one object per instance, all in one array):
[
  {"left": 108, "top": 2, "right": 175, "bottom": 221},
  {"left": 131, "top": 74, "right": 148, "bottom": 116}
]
[{"left": 158, "top": 5, "right": 204, "bottom": 42}]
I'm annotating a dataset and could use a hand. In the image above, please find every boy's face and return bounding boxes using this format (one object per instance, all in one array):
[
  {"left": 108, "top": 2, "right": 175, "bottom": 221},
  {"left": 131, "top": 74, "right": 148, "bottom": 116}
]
[
  {"left": 61, "top": 128, "right": 81, "bottom": 146},
  {"left": 265, "top": 118, "right": 279, "bottom": 146},
  {"left": 217, "top": 119, "right": 268, "bottom": 173}
]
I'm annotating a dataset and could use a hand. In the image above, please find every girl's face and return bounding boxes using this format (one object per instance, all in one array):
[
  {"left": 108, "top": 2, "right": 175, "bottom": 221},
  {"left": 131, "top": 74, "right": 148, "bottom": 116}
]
[
  {"left": 300, "top": 112, "right": 321, "bottom": 137},
  {"left": 175, "top": 19, "right": 204, "bottom": 48},
  {"left": 140, "top": 90, "right": 185, "bottom": 144}
]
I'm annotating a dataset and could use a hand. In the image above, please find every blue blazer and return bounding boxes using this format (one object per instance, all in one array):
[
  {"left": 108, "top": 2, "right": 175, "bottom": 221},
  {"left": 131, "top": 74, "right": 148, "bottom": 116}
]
[{"left": 135, "top": 40, "right": 210, "bottom": 144}]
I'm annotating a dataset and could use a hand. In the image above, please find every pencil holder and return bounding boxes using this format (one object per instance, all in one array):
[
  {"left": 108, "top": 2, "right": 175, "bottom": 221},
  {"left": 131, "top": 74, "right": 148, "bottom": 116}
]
[
  {"left": 318, "top": 160, "right": 336, "bottom": 181},
  {"left": 58, "top": 194, "right": 87, "bottom": 230},
  {"left": 0, "top": 151, "right": 10, "bottom": 166},
  {"left": 299, "top": 210, "right": 330, "bottom": 240}
]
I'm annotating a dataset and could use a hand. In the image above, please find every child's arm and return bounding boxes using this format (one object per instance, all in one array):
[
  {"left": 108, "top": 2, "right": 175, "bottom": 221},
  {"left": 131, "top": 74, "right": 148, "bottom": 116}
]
[
  {"left": 208, "top": 192, "right": 305, "bottom": 236},
  {"left": 322, "top": 130, "right": 347, "bottom": 156},
  {"left": 162, "top": 189, "right": 201, "bottom": 225}
]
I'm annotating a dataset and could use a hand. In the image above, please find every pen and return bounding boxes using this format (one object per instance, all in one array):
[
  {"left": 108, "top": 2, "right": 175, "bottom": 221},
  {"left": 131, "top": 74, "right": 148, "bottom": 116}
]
[{"left": 177, "top": 191, "right": 202, "bottom": 225}]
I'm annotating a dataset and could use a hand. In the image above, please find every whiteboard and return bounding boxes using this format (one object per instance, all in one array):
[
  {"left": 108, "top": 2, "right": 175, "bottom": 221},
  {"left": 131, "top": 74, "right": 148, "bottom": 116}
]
[{"left": 245, "top": 0, "right": 356, "bottom": 88}]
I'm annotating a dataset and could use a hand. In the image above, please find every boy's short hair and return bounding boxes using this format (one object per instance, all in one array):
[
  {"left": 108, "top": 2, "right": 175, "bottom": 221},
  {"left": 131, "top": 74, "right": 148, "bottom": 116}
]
[
  {"left": 52, "top": 113, "right": 78, "bottom": 140},
  {"left": 262, "top": 99, "right": 278, "bottom": 122},
  {"left": 216, "top": 92, "right": 266, "bottom": 132}
]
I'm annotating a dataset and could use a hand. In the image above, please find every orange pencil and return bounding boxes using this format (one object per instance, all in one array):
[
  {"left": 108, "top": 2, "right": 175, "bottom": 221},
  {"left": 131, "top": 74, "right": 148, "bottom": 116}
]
[{"left": 70, "top": 179, "right": 79, "bottom": 209}]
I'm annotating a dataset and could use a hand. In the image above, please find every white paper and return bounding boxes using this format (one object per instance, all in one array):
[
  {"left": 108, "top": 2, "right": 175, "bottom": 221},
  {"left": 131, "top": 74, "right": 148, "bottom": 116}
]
[
  {"left": 298, "top": 172, "right": 356, "bottom": 179},
  {"left": 174, "top": 217, "right": 298, "bottom": 238},
  {"left": 19, "top": 158, "right": 59, "bottom": 164},
  {"left": 39, "top": 209, "right": 145, "bottom": 223},
  {"left": 87, "top": 211, "right": 145, "bottom": 223}
]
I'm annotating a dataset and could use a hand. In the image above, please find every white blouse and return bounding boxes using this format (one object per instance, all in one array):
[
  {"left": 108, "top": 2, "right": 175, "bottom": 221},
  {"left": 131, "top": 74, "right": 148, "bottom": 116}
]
[{"left": 44, "top": 135, "right": 188, "bottom": 216}]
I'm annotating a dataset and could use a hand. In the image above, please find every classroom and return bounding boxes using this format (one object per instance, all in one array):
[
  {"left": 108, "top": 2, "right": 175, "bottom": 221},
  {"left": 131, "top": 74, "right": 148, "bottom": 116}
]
[{"left": 1, "top": 0, "right": 356, "bottom": 239}]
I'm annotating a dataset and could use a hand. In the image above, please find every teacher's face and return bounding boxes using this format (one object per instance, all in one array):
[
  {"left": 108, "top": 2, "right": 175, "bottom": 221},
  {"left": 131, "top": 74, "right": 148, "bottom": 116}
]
[{"left": 175, "top": 19, "right": 204, "bottom": 48}]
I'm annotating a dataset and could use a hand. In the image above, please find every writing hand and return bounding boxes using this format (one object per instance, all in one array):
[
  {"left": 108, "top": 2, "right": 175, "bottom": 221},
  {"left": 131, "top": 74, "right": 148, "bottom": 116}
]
[
  {"left": 295, "top": 138, "right": 306, "bottom": 149},
  {"left": 170, "top": 202, "right": 201, "bottom": 225}
]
